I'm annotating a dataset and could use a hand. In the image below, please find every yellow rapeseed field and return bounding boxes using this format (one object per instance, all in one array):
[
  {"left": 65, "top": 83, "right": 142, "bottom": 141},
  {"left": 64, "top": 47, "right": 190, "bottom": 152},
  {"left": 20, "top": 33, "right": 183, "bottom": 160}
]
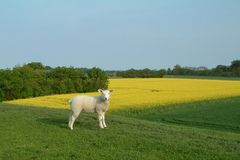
[{"left": 4, "top": 78, "right": 240, "bottom": 110}]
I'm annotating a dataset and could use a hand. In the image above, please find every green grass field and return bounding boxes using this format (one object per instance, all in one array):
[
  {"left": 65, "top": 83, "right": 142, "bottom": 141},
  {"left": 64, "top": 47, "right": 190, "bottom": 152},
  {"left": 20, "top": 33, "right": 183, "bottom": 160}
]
[
  {"left": 163, "top": 75, "right": 240, "bottom": 80},
  {"left": 0, "top": 97, "right": 240, "bottom": 160}
]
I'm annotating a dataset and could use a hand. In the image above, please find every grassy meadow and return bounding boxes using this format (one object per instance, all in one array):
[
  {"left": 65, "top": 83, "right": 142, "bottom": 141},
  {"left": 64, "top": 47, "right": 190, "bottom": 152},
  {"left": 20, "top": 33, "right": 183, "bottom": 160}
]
[
  {"left": 1, "top": 78, "right": 240, "bottom": 159},
  {"left": 4, "top": 78, "right": 240, "bottom": 110},
  {"left": 0, "top": 97, "right": 240, "bottom": 159}
]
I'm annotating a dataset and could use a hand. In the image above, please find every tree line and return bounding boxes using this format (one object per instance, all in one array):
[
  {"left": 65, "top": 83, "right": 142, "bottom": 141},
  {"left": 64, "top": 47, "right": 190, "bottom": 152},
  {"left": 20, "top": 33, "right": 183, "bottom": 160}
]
[
  {"left": 107, "top": 60, "right": 240, "bottom": 78},
  {"left": 109, "top": 68, "right": 164, "bottom": 78},
  {"left": 0, "top": 62, "right": 108, "bottom": 102},
  {"left": 1, "top": 60, "right": 239, "bottom": 101},
  {"left": 169, "top": 60, "right": 240, "bottom": 77}
]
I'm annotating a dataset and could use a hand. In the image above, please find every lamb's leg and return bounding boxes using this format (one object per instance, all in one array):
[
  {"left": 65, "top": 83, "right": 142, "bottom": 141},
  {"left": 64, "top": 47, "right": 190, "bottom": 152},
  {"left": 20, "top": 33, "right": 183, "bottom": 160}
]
[
  {"left": 69, "top": 109, "right": 81, "bottom": 130},
  {"left": 68, "top": 110, "right": 73, "bottom": 128},
  {"left": 98, "top": 113, "right": 104, "bottom": 129},
  {"left": 102, "top": 112, "right": 107, "bottom": 128}
]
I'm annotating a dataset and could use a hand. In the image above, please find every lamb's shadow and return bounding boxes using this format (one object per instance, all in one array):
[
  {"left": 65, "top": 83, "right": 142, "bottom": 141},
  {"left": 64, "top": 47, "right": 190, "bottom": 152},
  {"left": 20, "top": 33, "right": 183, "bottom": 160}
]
[
  {"left": 37, "top": 117, "right": 68, "bottom": 129},
  {"left": 37, "top": 114, "right": 98, "bottom": 130}
]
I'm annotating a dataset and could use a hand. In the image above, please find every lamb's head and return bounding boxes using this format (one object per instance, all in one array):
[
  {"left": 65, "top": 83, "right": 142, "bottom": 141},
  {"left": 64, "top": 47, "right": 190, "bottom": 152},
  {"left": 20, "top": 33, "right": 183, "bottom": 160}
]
[{"left": 98, "top": 89, "right": 113, "bottom": 101}]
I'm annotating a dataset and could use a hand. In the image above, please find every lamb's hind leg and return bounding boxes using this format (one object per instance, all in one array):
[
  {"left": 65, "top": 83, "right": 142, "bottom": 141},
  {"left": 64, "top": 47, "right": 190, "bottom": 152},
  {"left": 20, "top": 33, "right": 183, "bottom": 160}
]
[
  {"left": 68, "top": 110, "right": 73, "bottom": 128},
  {"left": 69, "top": 109, "right": 81, "bottom": 130}
]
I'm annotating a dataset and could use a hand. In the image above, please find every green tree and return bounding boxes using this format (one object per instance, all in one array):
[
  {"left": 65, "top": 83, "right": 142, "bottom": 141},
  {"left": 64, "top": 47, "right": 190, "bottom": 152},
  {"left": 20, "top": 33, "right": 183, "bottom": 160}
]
[
  {"left": 0, "top": 88, "right": 4, "bottom": 102},
  {"left": 230, "top": 60, "right": 240, "bottom": 76},
  {"left": 26, "top": 62, "right": 45, "bottom": 70},
  {"left": 0, "top": 63, "right": 108, "bottom": 101}
]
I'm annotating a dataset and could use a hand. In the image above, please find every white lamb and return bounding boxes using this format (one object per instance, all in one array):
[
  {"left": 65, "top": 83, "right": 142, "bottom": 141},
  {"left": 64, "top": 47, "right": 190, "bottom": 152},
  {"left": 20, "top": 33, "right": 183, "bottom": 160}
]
[{"left": 68, "top": 89, "right": 113, "bottom": 130}]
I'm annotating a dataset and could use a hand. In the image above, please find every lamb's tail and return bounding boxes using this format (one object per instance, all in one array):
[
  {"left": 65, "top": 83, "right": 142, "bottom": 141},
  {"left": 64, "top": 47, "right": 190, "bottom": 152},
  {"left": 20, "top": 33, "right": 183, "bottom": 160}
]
[{"left": 68, "top": 99, "right": 73, "bottom": 105}]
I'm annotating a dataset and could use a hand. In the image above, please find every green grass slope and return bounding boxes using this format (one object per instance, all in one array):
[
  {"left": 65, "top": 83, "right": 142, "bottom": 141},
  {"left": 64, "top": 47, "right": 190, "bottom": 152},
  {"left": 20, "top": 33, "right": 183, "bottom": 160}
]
[
  {"left": 163, "top": 75, "right": 240, "bottom": 80},
  {"left": 114, "top": 97, "right": 240, "bottom": 133},
  {"left": 0, "top": 97, "right": 240, "bottom": 160}
]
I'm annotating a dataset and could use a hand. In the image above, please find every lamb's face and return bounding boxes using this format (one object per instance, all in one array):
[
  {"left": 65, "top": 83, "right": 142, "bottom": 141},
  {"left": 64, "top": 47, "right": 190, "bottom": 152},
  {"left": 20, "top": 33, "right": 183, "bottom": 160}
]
[{"left": 98, "top": 89, "right": 113, "bottom": 101}]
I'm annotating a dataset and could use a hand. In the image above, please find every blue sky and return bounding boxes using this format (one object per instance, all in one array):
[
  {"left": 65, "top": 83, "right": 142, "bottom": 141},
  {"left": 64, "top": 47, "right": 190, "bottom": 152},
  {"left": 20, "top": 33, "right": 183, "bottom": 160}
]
[{"left": 0, "top": 0, "right": 239, "bottom": 70}]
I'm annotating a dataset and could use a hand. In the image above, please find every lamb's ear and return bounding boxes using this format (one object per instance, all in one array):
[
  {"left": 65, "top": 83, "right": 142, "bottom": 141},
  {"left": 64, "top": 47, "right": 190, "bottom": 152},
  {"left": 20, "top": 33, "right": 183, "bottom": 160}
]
[
  {"left": 109, "top": 90, "right": 113, "bottom": 92},
  {"left": 98, "top": 89, "right": 103, "bottom": 93}
]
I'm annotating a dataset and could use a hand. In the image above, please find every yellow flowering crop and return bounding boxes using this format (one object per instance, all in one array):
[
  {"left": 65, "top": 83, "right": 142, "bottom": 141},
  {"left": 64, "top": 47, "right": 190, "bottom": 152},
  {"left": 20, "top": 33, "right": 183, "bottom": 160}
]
[{"left": 4, "top": 78, "right": 240, "bottom": 110}]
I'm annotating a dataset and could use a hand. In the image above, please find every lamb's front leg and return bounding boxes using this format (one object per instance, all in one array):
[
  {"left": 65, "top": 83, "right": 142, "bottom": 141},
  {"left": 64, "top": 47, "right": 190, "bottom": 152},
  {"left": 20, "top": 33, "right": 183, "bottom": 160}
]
[
  {"left": 98, "top": 113, "right": 104, "bottom": 129},
  {"left": 102, "top": 112, "right": 107, "bottom": 128}
]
